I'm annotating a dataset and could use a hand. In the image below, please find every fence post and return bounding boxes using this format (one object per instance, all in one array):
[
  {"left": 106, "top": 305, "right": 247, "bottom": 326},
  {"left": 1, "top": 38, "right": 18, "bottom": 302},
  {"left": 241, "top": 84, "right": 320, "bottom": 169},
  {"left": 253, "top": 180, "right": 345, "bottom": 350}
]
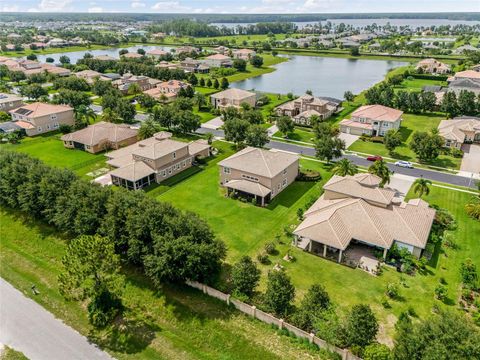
[
  {"left": 309, "top": 333, "right": 315, "bottom": 344},
  {"left": 342, "top": 349, "right": 348, "bottom": 360},
  {"left": 226, "top": 294, "right": 230, "bottom": 305},
  {"left": 279, "top": 319, "right": 284, "bottom": 330},
  {"left": 251, "top": 305, "right": 256, "bottom": 318},
  {"left": 202, "top": 284, "right": 207, "bottom": 294}
]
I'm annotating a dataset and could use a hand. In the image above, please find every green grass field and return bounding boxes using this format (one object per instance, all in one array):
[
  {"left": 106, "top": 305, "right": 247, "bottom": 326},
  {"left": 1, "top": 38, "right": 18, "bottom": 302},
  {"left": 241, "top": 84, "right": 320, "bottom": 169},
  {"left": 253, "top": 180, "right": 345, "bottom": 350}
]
[
  {"left": 0, "top": 346, "right": 29, "bottom": 360},
  {"left": 348, "top": 113, "right": 462, "bottom": 169}
]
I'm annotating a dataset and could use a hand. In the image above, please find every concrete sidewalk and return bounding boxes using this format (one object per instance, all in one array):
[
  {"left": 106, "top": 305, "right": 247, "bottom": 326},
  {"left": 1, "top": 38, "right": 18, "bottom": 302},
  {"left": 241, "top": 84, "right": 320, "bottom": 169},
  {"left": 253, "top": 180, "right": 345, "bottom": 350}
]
[{"left": 0, "top": 278, "right": 113, "bottom": 360}]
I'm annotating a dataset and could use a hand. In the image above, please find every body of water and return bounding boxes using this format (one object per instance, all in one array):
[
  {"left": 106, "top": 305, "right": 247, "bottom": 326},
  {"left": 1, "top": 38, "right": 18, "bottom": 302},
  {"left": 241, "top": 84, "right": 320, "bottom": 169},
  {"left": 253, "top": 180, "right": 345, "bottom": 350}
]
[
  {"left": 233, "top": 55, "right": 408, "bottom": 99},
  {"left": 31, "top": 45, "right": 175, "bottom": 64},
  {"left": 212, "top": 18, "right": 480, "bottom": 30}
]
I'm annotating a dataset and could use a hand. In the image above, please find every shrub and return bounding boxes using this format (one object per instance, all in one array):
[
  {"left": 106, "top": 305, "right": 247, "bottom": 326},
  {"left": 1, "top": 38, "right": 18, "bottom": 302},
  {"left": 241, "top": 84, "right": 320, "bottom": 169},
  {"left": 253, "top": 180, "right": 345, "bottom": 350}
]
[
  {"left": 264, "top": 242, "right": 277, "bottom": 255},
  {"left": 381, "top": 297, "right": 391, "bottom": 308},
  {"left": 385, "top": 283, "right": 399, "bottom": 299},
  {"left": 435, "top": 284, "right": 447, "bottom": 301},
  {"left": 371, "top": 136, "right": 384, "bottom": 144},
  {"left": 257, "top": 252, "right": 270, "bottom": 264},
  {"left": 450, "top": 148, "right": 463, "bottom": 158}
]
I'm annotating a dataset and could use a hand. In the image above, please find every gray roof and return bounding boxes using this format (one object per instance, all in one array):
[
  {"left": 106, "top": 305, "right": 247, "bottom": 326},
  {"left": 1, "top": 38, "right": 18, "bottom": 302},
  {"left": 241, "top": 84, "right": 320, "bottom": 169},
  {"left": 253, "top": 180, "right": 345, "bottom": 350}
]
[
  {"left": 449, "top": 78, "right": 480, "bottom": 89},
  {"left": 0, "top": 121, "right": 21, "bottom": 133}
]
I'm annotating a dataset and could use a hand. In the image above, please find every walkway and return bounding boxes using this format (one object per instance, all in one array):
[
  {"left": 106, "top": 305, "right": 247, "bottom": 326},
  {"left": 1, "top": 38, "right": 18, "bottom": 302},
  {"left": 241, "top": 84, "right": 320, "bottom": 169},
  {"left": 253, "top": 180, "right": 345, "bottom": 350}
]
[{"left": 0, "top": 278, "right": 113, "bottom": 360}]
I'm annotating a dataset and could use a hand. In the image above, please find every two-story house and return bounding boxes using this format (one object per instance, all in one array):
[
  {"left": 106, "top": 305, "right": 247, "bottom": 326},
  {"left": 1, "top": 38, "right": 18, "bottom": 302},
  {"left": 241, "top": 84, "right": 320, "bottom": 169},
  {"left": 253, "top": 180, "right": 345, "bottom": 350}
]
[
  {"left": 339, "top": 105, "right": 403, "bottom": 136},
  {"left": 203, "top": 54, "right": 233, "bottom": 68},
  {"left": 275, "top": 94, "right": 339, "bottom": 126},
  {"left": 143, "top": 80, "right": 190, "bottom": 101},
  {"left": 0, "top": 93, "right": 23, "bottom": 112},
  {"left": 9, "top": 102, "right": 74, "bottom": 136},
  {"left": 210, "top": 88, "right": 256, "bottom": 109},
  {"left": 218, "top": 147, "right": 299, "bottom": 206},
  {"left": 106, "top": 132, "right": 211, "bottom": 190}
]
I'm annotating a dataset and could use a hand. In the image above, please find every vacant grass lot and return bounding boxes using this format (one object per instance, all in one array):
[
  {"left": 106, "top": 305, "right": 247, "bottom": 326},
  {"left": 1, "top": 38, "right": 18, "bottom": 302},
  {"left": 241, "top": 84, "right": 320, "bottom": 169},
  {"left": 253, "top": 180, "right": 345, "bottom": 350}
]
[{"left": 348, "top": 113, "right": 462, "bottom": 169}]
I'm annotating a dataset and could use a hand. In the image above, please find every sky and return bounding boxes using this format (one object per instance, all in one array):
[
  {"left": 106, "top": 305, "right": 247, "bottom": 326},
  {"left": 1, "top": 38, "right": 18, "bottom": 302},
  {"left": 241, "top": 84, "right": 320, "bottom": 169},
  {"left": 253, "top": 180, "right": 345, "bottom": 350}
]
[{"left": 0, "top": 0, "right": 479, "bottom": 14}]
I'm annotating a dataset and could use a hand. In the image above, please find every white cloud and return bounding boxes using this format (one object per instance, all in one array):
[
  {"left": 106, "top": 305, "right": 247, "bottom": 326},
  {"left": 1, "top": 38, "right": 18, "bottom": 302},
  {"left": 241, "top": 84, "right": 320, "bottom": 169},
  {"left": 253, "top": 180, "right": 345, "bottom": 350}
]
[
  {"left": 88, "top": 6, "right": 103, "bottom": 12},
  {"left": 1, "top": 5, "right": 20, "bottom": 11},
  {"left": 131, "top": 1, "right": 146, "bottom": 8},
  {"left": 151, "top": 1, "right": 190, "bottom": 12},
  {"left": 37, "top": 0, "right": 73, "bottom": 11},
  {"left": 298, "top": 0, "right": 334, "bottom": 11}
]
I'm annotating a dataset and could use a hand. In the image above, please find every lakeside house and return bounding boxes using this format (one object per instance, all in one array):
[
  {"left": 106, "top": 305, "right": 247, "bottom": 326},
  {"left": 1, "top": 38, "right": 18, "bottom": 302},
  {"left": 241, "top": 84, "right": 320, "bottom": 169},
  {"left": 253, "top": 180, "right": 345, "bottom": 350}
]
[
  {"left": 437, "top": 116, "right": 480, "bottom": 149},
  {"left": 218, "top": 147, "right": 299, "bottom": 206},
  {"left": 415, "top": 58, "right": 450, "bottom": 74},
  {"left": 214, "top": 46, "right": 229, "bottom": 55},
  {"left": 121, "top": 52, "right": 143, "bottom": 60},
  {"left": 232, "top": 49, "right": 256, "bottom": 60},
  {"left": 293, "top": 174, "right": 436, "bottom": 262},
  {"left": 61, "top": 122, "right": 139, "bottom": 154},
  {"left": 146, "top": 49, "right": 169, "bottom": 59},
  {"left": 105, "top": 132, "right": 211, "bottom": 190},
  {"left": 93, "top": 55, "right": 117, "bottom": 61},
  {"left": 143, "top": 80, "right": 190, "bottom": 101},
  {"left": 339, "top": 105, "right": 403, "bottom": 136},
  {"left": 210, "top": 88, "right": 256, "bottom": 109},
  {"left": 75, "top": 69, "right": 112, "bottom": 84},
  {"left": 112, "top": 73, "right": 160, "bottom": 94},
  {"left": 203, "top": 54, "right": 233, "bottom": 68},
  {"left": 1, "top": 58, "right": 71, "bottom": 77},
  {"left": 275, "top": 94, "right": 339, "bottom": 126},
  {"left": 8, "top": 102, "right": 74, "bottom": 136},
  {"left": 0, "top": 93, "right": 23, "bottom": 112},
  {"left": 176, "top": 46, "right": 199, "bottom": 56},
  {"left": 180, "top": 58, "right": 210, "bottom": 73}
]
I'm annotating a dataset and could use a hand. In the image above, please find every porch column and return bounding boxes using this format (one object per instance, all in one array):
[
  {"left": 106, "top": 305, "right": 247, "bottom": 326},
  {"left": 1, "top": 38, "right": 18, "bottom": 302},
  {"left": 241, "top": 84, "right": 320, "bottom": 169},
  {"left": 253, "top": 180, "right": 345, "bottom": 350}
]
[
  {"left": 323, "top": 244, "right": 327, "bottom": 257},
  {"left": 294, "top": 236, "right": 298, "bottom": 246},
  {"left": 308, "top": 240, "right": 312, "bottom": 252},
  {"left": 338, "top": 250, "right": 343, "bottom": 263},
  {"left": 383, "top": 248, "right": 388, "bottom": 260},
  {"left": 261, "top": 196, "right": 265, "bottom": 207}
]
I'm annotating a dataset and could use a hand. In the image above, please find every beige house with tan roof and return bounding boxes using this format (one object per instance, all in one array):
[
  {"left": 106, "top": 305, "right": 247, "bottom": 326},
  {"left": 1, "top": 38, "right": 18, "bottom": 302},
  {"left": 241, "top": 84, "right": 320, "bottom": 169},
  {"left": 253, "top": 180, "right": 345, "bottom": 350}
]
[
  {"left": 415, "top": 58, "right": 450, "bottom": 74},
  {"left": 105, "top": 132, "right": 211, "bottom": 190},
  {"left": 9, "top": 102, "right": 74, "bottom": 136},
  {"left": 203, "top": 54, "right": 233, "bottom": 68},
  {"left": 437, "top": 116, "right": 480, "bottom": 149},
  {"left": 75, "top": 70, "right": 112, "bottom": 84},
  {"left": 144, "top": 80, "right": 190, "bottom": 101},
  {"left": 275, "top": 94, "right": 338, "bottom": 126},
  {"left": 0, "top": 93, "right": 23, "bottom": 112},
  {"left": 339, "top": 104, "right": 403, "bottom": 136},
  {"left": 210, "top": 88, "right": 256, "bottom": 109},
  {"left": 61, "top": 122, "right": 138, "bottom": 154},
  {"left": 293, "top": 174, "right": 436, "bottom": 263},
  {"left": 232, "top": 49, "right": 256, "bottom": 60},
  {"left": 218, "top": 147, "right": 299, "bottom": 206}
]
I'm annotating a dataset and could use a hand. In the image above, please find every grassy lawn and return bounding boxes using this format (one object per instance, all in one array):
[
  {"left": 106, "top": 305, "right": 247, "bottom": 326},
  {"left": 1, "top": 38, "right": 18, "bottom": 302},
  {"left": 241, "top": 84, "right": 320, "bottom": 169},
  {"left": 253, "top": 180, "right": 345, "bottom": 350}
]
[
  {"left": 348, "top": 113, "right": 462, "bottom": 169},
  {"left": 0, "top": 134, "right": 107, "bottom": 178},
  {"left": 0, "top": 347, "right": 29, "bottom": 360},
  {"left": 0, "top": 44, "right": 117, "bottom": 58},
  {"left": 394, "top": 77, "right": 447, "bottom": 92},
  {"left": 274, "top": 127, "right": 316, "bottom": 143},
  {"left": 222, "top": 55, "right": 288, "bottom": 83}
]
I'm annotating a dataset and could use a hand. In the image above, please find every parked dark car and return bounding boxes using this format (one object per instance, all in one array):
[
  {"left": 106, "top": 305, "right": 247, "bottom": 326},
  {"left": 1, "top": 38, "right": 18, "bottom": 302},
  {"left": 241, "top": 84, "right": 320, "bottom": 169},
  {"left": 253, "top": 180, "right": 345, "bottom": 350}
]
[{"left": 367, "top": 155, "right": 383, "bottom": 162}]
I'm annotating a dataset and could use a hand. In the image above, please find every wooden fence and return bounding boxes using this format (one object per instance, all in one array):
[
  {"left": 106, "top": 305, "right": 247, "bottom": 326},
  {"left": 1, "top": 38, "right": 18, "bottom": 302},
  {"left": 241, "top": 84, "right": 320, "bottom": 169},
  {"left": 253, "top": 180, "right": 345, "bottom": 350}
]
[{"left": 186, "top": 280, "right": 361, "bottom": 360}]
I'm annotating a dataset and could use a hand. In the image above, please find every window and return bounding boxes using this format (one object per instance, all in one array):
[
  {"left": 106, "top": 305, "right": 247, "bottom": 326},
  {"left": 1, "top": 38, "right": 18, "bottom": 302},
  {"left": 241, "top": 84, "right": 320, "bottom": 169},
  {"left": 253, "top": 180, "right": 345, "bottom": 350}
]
[
  {"left": 168, "top": 167, "right": 172, "bottom": 174},
  {"left": 242, "top": 174, "right": 259, "bottom": 182},
  {"left": 277, "top": 183, "right": 281, "bottom": 190},
  {"left": 162, "top": 170, "right": 166, "bottom": 177},
  {"left": 46, "top": 124, "right": 51, "bottom": 130},
  {"left": 282, "top": 178, "right": 287, "bottom": 187},
  {"left": 173, "top": 152, "right": 176, "bottom": 159},
  {"left": 53, "top": 122, "right": 59, "bottom": 128},
  {"left": 183, "top": 160, "right": 186, "bottom": 167},
  {"left": 37, "top": 126, "right": 42, "bottom": 132},
  {"left": 50, "top": 114, "right": 57, "bottom": 121},
  {"left": 223, "top": 167, "right": 231, "bottom": 174},
  {"left": 283, "top": 169, "right": 287, "bottom": 175}
]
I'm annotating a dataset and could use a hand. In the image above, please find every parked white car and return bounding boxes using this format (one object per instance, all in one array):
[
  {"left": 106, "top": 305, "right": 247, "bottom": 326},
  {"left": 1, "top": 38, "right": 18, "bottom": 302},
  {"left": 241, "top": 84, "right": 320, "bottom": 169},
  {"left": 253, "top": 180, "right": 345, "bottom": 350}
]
[{"left": 395, "top": 160, "right": 414, "bottom": 168}]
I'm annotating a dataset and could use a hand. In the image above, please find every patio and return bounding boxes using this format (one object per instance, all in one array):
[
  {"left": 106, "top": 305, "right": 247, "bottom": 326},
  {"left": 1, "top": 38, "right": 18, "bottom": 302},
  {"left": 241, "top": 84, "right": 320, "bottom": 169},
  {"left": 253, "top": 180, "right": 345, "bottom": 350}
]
[{"left": 344, "top": 242, "right": 382, "bottom": 275}]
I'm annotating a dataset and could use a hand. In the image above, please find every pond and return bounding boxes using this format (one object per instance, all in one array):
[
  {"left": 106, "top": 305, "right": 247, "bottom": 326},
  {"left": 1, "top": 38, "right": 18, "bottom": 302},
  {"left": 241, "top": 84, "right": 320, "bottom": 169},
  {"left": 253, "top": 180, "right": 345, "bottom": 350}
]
[
  {"left": 233, "top": 55, "right": 409, "bottom": 99},
  {"left": 31, "top": 45, "right": 175, "bottom": 64}
]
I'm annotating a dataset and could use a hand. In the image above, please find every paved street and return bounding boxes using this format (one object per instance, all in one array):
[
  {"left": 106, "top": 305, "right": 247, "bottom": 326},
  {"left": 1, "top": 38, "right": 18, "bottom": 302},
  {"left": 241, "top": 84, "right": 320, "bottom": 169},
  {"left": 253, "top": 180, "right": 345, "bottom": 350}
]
[{"left": 0, "top": 278, "right": 113, "bottom": 360}]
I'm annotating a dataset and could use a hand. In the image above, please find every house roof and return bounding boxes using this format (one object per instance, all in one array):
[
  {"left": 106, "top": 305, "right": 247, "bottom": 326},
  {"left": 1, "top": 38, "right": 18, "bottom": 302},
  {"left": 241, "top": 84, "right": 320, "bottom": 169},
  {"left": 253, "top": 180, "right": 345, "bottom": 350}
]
[
  {"left": 10, "top": 102, "right": 72, "bottom": 118},
  {"left": 321, "top": 174, "right": 396, "bottom": 206},
  {"left": 224, "top": 179, "right": 271, "bottom": 197},
  {"left": 109, "top": 161, "right": 155, "bottom": 182},
  {"left": 0, "top": 93, "right": 22, "bottom": 104},
  {"left": 210, "top": 88, "right": 256, "bottom": 100},
  {"left": 147, "top": 49, "right": 168, "bottom": 55},
  {"left": 339, "top": 119, "right": 373, "bottom": 129},
  {"left": 438, "top": 117, "right": 480, "bottom": 142},
  {"left": 132, "top": 138, "right": 188, "bottom": 160},
  {"left": 75, "top": 69, "right": 101, "bottom": 78},
  {"left": 294, "top": 191, "right": 435, "bottom": 250},
  {"left": 0, "top": 121, "right": 21, "bottom": 133},
  {"left": 219, "top": 147, "right": 299, "bottom": 179},
  {"left": 94, "top": 55, "right": 117, "bottom": 61},
  {"left": 351, "top": 105, "right": 403, "bottom": 123},
  {"left": 449, "top": 78, "right": 480, "bottom": 90},
  {"left": 60, "top": 121, "right": 138, "bottom": 146},
  {"left": 453, "top": 70, "right": 480, "bottom": 80},
  {"left": 122, "top": 52, "right": 143, "bottom": 58},
  {"left": 205, "top": 54, "right": 232, "bottom": 60}
]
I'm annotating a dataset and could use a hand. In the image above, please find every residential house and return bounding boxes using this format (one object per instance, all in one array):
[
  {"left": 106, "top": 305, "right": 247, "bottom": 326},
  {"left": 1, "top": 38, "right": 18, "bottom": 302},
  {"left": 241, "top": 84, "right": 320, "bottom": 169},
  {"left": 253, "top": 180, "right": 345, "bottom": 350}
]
[
  {"left": 339, "top": 105, "right": 403, "bottom": 136},
  {"left": 203, "top": 54, "right": 233, "bottom": 68},
  {"left": 232, "top": 49, "right": 256, "bottom": 60},
  {"left": 47, "top": 38, "right": 68, "bottom": 47},
  {"left": 448, "top": 70, "right": 480, "bottom": 82},
  {"left": 218, "top": 147, "right": 299, "bottom": 206},
  {"left": 176, "top": 46, "right": 199, "bottom": 56},
  {"left": 106, "top": 132, "right": 211, "bottom": 190},
  {"left": 121, "top": 52, "right": 143, "bottom": 60},
  {"left": 180, "top": 58, "right": 210, "bottom": 73},
  {"left": 155, "top": 61, "right": 180, "bottom": 70},
  {"left": 143, "top": 80, "right": 190, "bottom": 101},
  {"left": 146, "top": 48, "right": 169, "bottom": 59},
  {"left": 8, "top": 102, "right": 74, "bottom": 136},
  {"left": 75, "top": 70, "right": 112, "bottom": 84},
  {"left": 415, "top": 58, "right": 450, "bottom": 74},
  {"left": 293, "top": 174, "right": 436, "bottom": 262},
  {"left": 61, "top": 121, "right": 138, "bottom": 154},
  {"left": 214, "top": 46, "right": 229, "bottom": 55},
  {"left": 448, "top": 78, "right": 480, "bottom": 96},
  {"left": 0, "top": 93, "right": 23, "bottom": 112},
  {"left": 437, "top": 116, "right": 480, "bottom": 149},
  {"left": 93, "top": 55, "right": 117, "bottom": 61},
  {"left": 112, "top": 73, "right": 158, "bottom": 94},
  {"left": 454, "top": 45, "right": 478, "bottom": 54},
  {"left": 275, "top": 94, "right": 339, "bottom": 126},
  {"left": 4, "top": 59, "right": 71, "bottom": 77},
  {"left": 210, "top": 88, "right": 256, "bottom": 109}
]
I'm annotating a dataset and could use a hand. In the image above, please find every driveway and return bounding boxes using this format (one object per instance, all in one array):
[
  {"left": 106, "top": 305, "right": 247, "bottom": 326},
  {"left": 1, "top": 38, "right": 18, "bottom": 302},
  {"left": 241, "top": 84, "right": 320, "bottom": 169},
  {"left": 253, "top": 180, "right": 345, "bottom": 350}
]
[
  {"left": 460, "top": 144, "right": 480, "bottom": 174},
  {"left": 201, "top": 117, "right": 224, "bottom": 130},
  {"left": 338, "top": 133, "right": 360, "bottom": 148},
  {"left": 0, "top": 278, "right": 112, "bottom": 360},
  {"left": 386, "top": 173, "right": 416, "bottom": 198}
]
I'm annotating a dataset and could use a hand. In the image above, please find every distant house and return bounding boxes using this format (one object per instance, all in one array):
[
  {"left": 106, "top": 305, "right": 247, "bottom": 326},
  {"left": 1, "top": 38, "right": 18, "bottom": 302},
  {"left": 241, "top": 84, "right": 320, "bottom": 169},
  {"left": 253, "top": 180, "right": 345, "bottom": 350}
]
[
  {"left": 176, "top": 46, "right": 199, "bottom": 56},
  {"left": 112, "top": 73, "right": 158, "bottom": 94},
  {"left": 210, "top": 88, "right": 256, "bottom": 109},
  {"left": 214, "top": 46, "right": 229, "bottom": 55},
  {"left": 47, "top": 38, "right": 68, "bottom": 47},
  {"left": 106, "top": 132, "right": 211, "bottom": 190},
  {"left": 121, "top": 52, "right": 143, "bottom": 59},
  {"left": 218, "top": 147, "right": 299, "bottom": 206},
  {"left": 146, "top": 49, "right": 169, "bottom": 59},
  {"left": 4, "top": 59, "right": 71, "bottom": 77},
  {"left": 416, "top": 58, "right": 450, "bottom": 74},
  {"left": 143, "top": 80, "right": 190, "bottom": 101},
  {"left": 438, "top": 117, "right": 480, "bottom": 149},
  {"left": 203, "top": 54, "right": 233, "bottom": 68},
  {"left": 448, "top": 70, "right": 480, "bottom": 82},
  {"left": 339, "top": 105, "right": 403, "bottom": 136},
  {"left": 448, "top": 78, "right": 480, "bottom": 96},
  {"left": 61, "top": 122, "right": 139, "bottom": 154},
  {"left": 9, "top": 102, "right": 74, "bottom": 136},
  {"left": 93, "top": 55, "right": 117, "bottom": 61},
  {"left": 180, "top": 58, "right": 210, "bottom": 73},
  {"left": 0, "top": 93, "right": 23, "bottom": 112},
  {"left": 275, "top": 94, "right": 339, "bottom": 126},
  {"left": 75, "top": 70, "right": 112, "bottom": 84},
  {"left": 293, "top": 174, "right": 436, "bottom": 262},
  {"left": 155, "top": 61, "right": 180, "bottom": 70},
  {"left": 232, "top": 49, "right": 256, "bottom": 60},
  {"left": 454, "top": 45, "right": 478, "bottom": 54}
]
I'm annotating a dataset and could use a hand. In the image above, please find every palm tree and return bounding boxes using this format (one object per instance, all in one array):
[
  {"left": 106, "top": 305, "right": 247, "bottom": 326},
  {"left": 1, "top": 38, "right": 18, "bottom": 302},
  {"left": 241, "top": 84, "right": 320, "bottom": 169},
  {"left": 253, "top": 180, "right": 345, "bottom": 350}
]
[
  {"left": 101, "top": 108, "right": 119, "bottom": 123},
  {"left": 127, "top": 83, "right": 141, "bottom": 96},
  {"left": 193, "top": 92, "right": 206, "bottom": 111},
  {"left": 332, "top": 159, "right": 358, "bottom": 177},
  {"left": 368, "top": 159, "right": 391, "bottom": 187},
  {"left": 413, "top": 178, "right": 432, "bottom": 198},
  {"left": 465, "top": 199, "right": 480, "bottom": 221},
  {"left": 138, "top": 118, "right": 161, "bottom": 140},
  {"left": 74, "top": 104, "right": 96, "bottom": 129}
]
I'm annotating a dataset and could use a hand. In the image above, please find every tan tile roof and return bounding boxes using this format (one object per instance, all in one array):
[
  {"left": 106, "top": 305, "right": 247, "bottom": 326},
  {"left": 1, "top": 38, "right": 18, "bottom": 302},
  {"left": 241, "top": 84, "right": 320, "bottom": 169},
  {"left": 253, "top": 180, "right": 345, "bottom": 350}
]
[
  {"left": 0, "top": 93, "right": 22, "bottom": 104},
  {"left": 210, "top": 88, "right": 256, "bottom": 101},
  {"left": 122, "top": 52, "right": 143, "bottom": 58},
  {"left": 225, "top": 179, "right": 271, "bottom": 197},
  {"left": 10, "top": 102, "right": 72, "bottom": 118},
  {"left": 109, "top": 161, "right": 155, "bottom": 182},
  {"left": 147, "top": 49, "right": 168, "bottom": 56},
  {"left": 61, "top": 121, "right": 138, "bottom": 146},
  {"left": 294, "top": 194, "right": 435, "bottom": 250},
  {"left": 94, "top": 55, "right": 116, "bottom": 61},
  {"left": 438, "top": 117, "right": 480, "bottom": 142},
  {"left": 133, "top": 138, "right": 188, "bottom": 160},
  {"left": 188, "top": 139, "right": 211, "bottom": 156},
  {"left": 205, "top": 54, "right": 232, "bottom": 60},
  {"left": 351, "top": 105, "right": 403, "bottom": 123},
  {"left": 322, "top": 174, "right": 396, "bottom": 206},
  {"left": 219, "top": 147, "right": 299, "bottom": 179},
  {"left": 453, "top": 70, "right": 480, "bottom": 80}
]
